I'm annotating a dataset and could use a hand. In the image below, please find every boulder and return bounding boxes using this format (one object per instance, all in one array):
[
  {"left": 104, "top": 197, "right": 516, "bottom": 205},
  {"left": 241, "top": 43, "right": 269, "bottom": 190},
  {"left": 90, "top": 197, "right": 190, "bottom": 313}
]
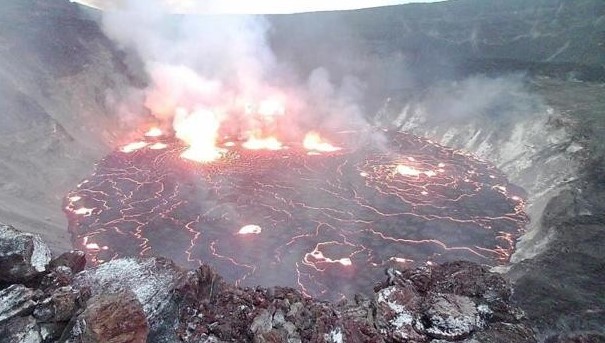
[
  {"left": 0, "top": 284, "right": 38, "bottom": 324},
  {"left": 420, "top": 293, "right": 479, "bottom": 340},
  {"left": 67, "top": 288, "right": 149, "bottom": 343},
  {"left": 374, "top": 284, "right": 426, "bottom": 342},
  {"left": 72, "top": 257, "right": 185, "bottom": 342},
  {"left": 0, "top": 224, "right": 51, "bottom": 283},
  {"left": 0, "top": 315, "right": 42, "bottom": 343},
  {"left": 34, "top": 285, "right": 85, "bottom": 322},
  {"left": 49, "top": 250, "right": 87, "bottom": 274}
]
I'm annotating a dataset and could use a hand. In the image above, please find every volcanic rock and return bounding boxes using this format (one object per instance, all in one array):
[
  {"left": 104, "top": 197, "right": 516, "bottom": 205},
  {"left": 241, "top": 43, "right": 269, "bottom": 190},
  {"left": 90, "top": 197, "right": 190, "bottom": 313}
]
[
  {"left": 429, "top": 261, "right": 510, "bottom": 301},
  {"left": 0, "top": 224, "right": 539, "bottom": 343},
  {"left": 50, "top": 250, "right": 87, "bottom": 274},
  {"left": 338, "top": 295, "right": 386, "bottom": 343},
  {"left": 39, "top": 322, "right": 67, "bottom": 342},
  {"left": 420, "top": 293, "right": 479, "bottom": 340},
  {"left": 40, "top": 265, "right": 75, "bottom": 290},
  {"left": 545, "top": 332, "right": 605, "bottom": 343},
  {"left": 374, "top": 284, "right": 425, "bottom": 342},
  {"left": 250, "top": 309, "right": 273, "bottom": 336},
  {"left": 0, "top": 284, "right": 38, "bottom": 324},
  {"left": 34, "top": 285, "right": 85, "bottom": 322},
  {"left": 472, "top": 322, "right": 537, "bottom": 343},
  {"left": 0, "top": 223, "right": 52, "bottom": 283},
  {"left": 72, "top": 257, "right": 186, "bottom": 342},
  {"left": 65, "top": 288, "right": 149, "bottom": 343},
  {"left": 0, "top": 315, "right": 43, "bottom": 343}
]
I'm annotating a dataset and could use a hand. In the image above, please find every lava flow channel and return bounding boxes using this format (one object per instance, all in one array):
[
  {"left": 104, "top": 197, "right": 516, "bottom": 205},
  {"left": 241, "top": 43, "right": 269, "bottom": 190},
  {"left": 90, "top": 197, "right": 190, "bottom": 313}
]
[{"left": 64, "top": 130, "right": 527, "bottom": 300}]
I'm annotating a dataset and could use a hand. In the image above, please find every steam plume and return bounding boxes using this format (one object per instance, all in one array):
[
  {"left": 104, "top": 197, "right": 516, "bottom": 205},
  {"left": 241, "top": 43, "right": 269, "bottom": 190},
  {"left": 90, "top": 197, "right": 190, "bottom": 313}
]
[{"left": 99, "top": 0, "right": 368, "bottom": 150}]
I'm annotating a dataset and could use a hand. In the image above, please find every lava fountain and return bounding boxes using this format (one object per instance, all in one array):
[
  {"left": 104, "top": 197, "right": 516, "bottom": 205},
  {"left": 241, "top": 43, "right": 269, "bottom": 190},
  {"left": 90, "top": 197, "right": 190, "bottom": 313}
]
[{"left": 64, "top": 122, "right": 527, "bottom": 300}]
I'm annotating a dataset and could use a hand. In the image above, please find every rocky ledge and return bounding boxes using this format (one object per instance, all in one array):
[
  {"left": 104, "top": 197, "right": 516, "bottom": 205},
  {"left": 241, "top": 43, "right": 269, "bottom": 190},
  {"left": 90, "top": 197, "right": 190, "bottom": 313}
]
[{"left": 0, "top": 222, "right": 537, "bottom": 343}]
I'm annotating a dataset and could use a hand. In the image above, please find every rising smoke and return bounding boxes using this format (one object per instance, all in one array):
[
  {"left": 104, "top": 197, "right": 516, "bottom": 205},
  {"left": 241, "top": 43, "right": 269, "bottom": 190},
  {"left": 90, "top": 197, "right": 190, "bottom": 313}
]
[
  {"left": 99, "top": 0, "right": 368, "bottom": 148},
  {"left": 99, "top": 0, "right": 543, "bottom": 150}
]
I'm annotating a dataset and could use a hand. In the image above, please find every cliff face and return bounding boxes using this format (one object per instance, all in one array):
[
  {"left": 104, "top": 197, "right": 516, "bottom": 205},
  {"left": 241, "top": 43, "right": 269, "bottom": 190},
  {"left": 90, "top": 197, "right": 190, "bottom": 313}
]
[
  {"left": 0, "top": 0, "right": 142, "bottom": 250},
  {"left": 269, "top": 0, "right": 605, "bottom": 84}
]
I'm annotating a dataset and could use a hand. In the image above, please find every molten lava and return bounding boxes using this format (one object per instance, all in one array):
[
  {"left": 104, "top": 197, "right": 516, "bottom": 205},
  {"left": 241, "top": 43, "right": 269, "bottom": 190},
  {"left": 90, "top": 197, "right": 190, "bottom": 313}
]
[
  {"left": 65, "top": 130, "right": 527, "bottom": 300},
  {"left": 174, "top": 107, "right": 224, "bottom": 162},
  {"left": 144, "top": 127, "right": 163, "bottom": 137},
  {"left": 120, "top": 141, "right": 149, "bottom": 153},
  {"left": 396, "top": 164, "right": 437, "bottom": 178},
  {"left": 242, "top": 134, "right": 284, "bottom": 151},
  {"left": 303, "top": 131, "right": 341, "bottom": 153},
  {"left": 238, "top": 225, "right": 263, "bottom": 235}
]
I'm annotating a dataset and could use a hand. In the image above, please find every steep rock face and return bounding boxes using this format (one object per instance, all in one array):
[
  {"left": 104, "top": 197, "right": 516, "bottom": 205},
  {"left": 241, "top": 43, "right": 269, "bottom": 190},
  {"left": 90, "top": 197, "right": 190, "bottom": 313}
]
[
  {"left": 0, "top": 0, "right": 144, "bottom": 251},
  {"left": 378, "top": 77, "right": 580, "bottom": 262},
  {"left": 378, "top": 77, "right": 605, "bottom": 338},
  {"left": 270, "top": 0, "right": 605, "bottom": 83}
]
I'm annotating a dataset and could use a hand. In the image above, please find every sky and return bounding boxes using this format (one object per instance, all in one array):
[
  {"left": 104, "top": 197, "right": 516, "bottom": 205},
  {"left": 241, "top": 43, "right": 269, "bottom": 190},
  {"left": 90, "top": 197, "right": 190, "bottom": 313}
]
[{"left": 72, "top": 0, "right": 444, "bottom": 14}]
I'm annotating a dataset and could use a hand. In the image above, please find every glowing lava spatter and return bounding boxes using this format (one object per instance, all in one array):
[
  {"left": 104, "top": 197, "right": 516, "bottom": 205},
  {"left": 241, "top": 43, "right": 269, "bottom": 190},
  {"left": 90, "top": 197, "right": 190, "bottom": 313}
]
[
  {"left": 174, "top": 107, "right": 224, "bottom": 162},
  {"left": 144, "top": 127, "right": 163, "bottom": 137},
  {"left": 242, "top": 135, "right": 284, "bottom": 151},
  {"left": 120, "top": 141, "right": 149, "bottom": 153},
  {"left": 238, "top": 225, "right": 263, "bottom": 235},
  {"left": 64, "top": 130, "right": 527, "bottom": 300},
  {"left": 303, "top": 131, "right": 341, "bottom": 153}
]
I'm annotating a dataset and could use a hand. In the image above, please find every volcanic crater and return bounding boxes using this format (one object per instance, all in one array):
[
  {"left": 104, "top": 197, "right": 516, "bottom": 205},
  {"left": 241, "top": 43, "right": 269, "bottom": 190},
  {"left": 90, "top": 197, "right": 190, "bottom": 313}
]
[{"left": 65, "top": 129, "right": 527, "bottom": 300}]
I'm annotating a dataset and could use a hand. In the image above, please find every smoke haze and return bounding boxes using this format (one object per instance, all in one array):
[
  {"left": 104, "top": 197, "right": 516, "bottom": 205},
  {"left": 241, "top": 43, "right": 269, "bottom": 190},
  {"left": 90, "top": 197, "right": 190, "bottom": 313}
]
[
  {"left": 99, "top": 0, "right": 373, "bottom": 148},
  {"left": 99, "top": 0, "right": 543, "bottom": 150}
]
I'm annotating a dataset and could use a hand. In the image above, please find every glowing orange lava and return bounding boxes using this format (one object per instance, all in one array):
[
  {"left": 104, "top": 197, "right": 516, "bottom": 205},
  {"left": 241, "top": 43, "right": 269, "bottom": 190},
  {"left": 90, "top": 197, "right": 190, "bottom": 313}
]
[
  {"left": 243, "top": 134, "right": 283, "bottom": 151},
  {"left": 303, "top": 131, "right": 341, "bottom": 153},
  {"left": 149, "top": 143, "right": 168, "bottom": 150},
  {"left": 396, "top": 164, "right": 437, "bottom": 177},
  {"left": 73, "top": 207, "right": 94, "bottom": 216},
  {"left": 144, "top": 127, "right": 163, "bottom": 137},
  {"left": 174, "top": 108, "right": 224, "bottom": 162},
  {"left": 120, "top": 141, "right": 149, "bottom": 153},
  {"left": 238, "top": 225, "right": 262, "bottom": 235},
  {"left": 83, "top": 237, "right": 107, "bottom": 251},
  {"left": 65, "top": 130, "right": 528, "bottom": 300},
  {"left": 305, "top": 247, "right": 353, "bottom": 268}
]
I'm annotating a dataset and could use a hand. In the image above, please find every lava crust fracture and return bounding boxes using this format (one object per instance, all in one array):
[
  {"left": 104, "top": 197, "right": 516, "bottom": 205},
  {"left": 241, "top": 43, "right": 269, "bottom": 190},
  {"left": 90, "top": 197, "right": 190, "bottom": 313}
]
[{"left": 65, "top": 130, "right": 526, "bottom": 300}]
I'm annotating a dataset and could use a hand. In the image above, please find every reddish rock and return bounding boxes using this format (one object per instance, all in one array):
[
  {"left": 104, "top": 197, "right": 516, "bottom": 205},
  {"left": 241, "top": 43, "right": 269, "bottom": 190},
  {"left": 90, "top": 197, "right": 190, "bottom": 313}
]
[
  {"left": 34, "top": 285, "right": 85, "bottom": 322},
  {"left": 72, "top": 289, "right": 149, "bottom": 343},
  {"left": 41, "top": 265, "right": 74, "bottom": 289},
  {"left": 374, "top": 284, "right": 426, "bottom": 342},
  {"left": 50, "top": 250, "right": 87, "bottom": 274},
  {"left": 73, "top": 257, "right": 186, "bottom": 342}
]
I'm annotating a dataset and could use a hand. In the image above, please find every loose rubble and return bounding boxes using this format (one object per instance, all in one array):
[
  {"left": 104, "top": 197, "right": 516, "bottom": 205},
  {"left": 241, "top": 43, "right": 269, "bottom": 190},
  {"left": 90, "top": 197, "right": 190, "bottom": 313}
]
[{"left": 0, "top": 223, "right": 537, "bottom": 342}]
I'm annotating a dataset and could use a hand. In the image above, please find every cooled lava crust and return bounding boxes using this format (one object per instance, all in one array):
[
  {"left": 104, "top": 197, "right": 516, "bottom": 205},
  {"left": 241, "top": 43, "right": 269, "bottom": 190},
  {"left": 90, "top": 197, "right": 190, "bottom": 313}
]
[{"left": 65, "top": 130, "right": 527, "bottom": 300}]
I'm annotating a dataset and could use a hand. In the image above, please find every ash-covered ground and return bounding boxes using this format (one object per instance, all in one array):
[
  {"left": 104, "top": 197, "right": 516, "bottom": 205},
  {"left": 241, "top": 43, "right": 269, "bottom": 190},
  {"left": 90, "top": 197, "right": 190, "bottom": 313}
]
[{"left": 65, "top": 130, "right": 526, "bottom": 300}]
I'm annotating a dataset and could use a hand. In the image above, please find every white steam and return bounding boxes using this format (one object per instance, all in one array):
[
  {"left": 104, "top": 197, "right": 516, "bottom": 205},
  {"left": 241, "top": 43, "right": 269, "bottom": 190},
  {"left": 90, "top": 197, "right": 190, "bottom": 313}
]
[{"left": 100, "top": 0, "right": 368, "bottom": 145}]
